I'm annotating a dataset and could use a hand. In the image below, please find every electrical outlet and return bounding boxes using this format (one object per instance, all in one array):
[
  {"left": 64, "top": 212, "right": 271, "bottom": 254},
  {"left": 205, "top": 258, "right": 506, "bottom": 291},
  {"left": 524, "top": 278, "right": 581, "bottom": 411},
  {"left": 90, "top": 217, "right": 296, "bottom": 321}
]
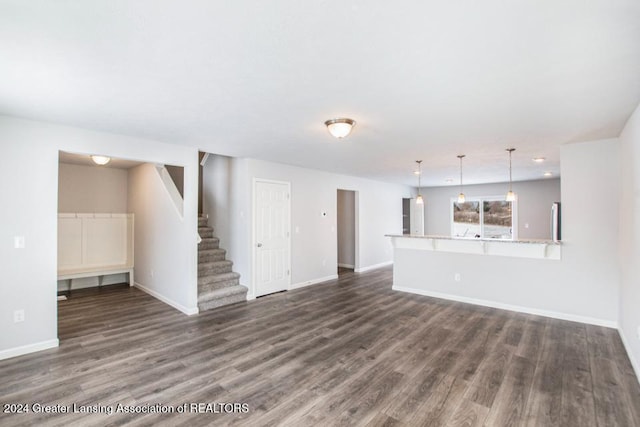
[
  {"left": 454, "top": 273, "right": 461, "bottom": 282},
  {"left": 14, "top": 309, "right": 25, "bottom": 323},
  {"left": 150, "top": 269, "right": 154, "bottom": 279}
]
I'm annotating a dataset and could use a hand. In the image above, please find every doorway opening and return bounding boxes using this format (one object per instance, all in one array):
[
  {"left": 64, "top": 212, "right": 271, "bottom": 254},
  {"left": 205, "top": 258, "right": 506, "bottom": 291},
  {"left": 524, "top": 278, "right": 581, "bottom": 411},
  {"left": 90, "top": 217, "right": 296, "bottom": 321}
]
[
  {"left": 337, "top": 189, "right": 357, "bottom": 276},
  {"left": 57, "top": 151, "right": 186, "bottom": 340}
]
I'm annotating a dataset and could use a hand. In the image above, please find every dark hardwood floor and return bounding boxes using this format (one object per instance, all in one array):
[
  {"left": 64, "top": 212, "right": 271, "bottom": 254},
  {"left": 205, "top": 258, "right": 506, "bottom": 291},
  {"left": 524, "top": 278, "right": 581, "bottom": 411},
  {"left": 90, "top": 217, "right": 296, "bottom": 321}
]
[{"left": 1, "top": 267, "right": 639, "bottom": 426}]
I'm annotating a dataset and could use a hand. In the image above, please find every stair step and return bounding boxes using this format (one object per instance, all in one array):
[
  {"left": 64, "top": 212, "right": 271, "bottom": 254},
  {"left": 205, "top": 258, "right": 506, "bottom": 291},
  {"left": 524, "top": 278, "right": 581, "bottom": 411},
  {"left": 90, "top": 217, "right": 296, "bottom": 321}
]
[
  {"left": 199, "top": 237, "right": 220, "bottom": 250},
  {"left": 199, "top": 260, "right": 233, "bottom": 276},
  {"left": 198, "top": 248, "right": 226, "bottom": 262},
  {"left": 198, "top": 285, "right": 248, "bottom": 311},
  {"left": 198, "top": 217, "right": 208, "bottom": 227},
  {"left": 198, "top": 227, "right": 214, "bottom": 238},
  {"left": 198, "top": 272, "right": 241, "bottom": 292}
]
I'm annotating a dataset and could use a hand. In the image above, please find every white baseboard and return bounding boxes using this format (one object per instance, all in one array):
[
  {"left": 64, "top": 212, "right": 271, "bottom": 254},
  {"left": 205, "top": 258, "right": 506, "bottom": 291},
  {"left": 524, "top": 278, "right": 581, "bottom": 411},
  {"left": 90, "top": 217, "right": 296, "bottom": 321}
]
[
  {"left": 0, "top": 339, "right": 59, "bottom": 361},
  {"left": 338, "top": 263, "right": 355, "bottom": 269},
  {"left": 355, "top": 261, "right": 393, "bottom": 273},
  {"left": 290, "top": 274, "right": 339, "bottom": 290},
  {"left": 134, "top": 282, "right": 199, "bottom": 316},
  {"left": 392, "top": 285, "right": 618, "bottom": 329},
  {"left": 619, "top": 328, "right": 640, "bottom": 385}
]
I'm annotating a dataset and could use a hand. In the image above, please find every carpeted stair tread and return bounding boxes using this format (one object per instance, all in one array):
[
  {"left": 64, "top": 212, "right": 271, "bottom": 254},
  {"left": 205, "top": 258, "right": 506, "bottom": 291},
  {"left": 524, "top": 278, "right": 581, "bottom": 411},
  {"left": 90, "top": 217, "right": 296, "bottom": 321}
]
[
  {"left": 198, "top": 285, "right": 248, "bottom": 311},
  {"left": 198, "top": 227, "right": 214, "bottom": 238},
  {"left": 198, "top": 237, "right": 220, "bottom": 250},
  {"left": 198, "top": 271, "right": 240, "bottom": 285},
  {"left": 198, "top": 260, "right": 233, "bottom": 276},
  {"left": 198, "top": 248, "right": 226, "bottom": 262}
]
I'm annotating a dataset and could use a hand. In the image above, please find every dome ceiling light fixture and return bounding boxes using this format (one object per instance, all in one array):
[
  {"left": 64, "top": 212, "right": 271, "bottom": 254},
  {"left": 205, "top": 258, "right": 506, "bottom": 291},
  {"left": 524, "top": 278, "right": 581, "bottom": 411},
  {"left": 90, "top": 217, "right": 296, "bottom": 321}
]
[
  {"left": 90, "top": 155, "right": 111, "bottom": 165},
  {"left": 324, "top": 118, "right": 356, "bottom": 139}
]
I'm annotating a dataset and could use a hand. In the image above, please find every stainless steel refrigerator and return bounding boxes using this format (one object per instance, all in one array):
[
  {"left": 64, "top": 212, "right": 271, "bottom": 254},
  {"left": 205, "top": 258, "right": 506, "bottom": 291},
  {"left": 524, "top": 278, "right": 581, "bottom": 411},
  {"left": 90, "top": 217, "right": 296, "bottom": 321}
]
[{"left": 551, "top": 202, "right": 561, "bottom": 242}]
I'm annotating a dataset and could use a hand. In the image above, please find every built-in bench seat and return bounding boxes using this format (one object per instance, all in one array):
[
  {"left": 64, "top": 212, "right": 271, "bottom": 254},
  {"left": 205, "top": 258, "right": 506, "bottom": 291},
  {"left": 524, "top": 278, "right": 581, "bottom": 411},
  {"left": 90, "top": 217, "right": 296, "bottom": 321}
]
[{"left": 58, "top": 213, "right": 134, "bottom": 291}]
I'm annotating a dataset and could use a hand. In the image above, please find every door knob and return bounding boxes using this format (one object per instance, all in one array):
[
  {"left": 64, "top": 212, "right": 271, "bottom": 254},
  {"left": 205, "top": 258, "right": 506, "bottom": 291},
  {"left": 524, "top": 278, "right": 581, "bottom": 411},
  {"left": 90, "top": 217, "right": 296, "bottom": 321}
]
[{"left": 257, "top": 243, "right": 263, "bottom": 247}]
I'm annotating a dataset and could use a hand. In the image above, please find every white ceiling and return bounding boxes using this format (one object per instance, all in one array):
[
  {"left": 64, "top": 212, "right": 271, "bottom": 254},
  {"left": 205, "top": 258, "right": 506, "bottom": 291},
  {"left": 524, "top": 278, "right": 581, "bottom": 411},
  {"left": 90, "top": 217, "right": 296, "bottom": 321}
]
[{"left": 1, "top": 1, "right": 639, "bottom": 186}]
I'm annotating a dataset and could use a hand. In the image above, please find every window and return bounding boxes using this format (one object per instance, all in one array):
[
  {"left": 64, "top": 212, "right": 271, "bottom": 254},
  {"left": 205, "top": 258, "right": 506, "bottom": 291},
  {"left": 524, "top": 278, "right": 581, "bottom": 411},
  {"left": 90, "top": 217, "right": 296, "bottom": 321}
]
[{"left": 451, "top": 196, "right": 516, "bottom": 240}]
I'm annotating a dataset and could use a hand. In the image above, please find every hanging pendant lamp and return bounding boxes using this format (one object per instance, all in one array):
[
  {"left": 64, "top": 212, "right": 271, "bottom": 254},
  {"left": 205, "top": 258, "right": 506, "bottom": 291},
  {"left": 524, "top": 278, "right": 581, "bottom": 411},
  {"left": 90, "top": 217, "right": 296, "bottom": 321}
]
[
  {"left": 457, "top": 155, "right": 466, "bottom": 203},
  {"left": 415, "top": 160, "right": 424, "bottom": 205},
  {"left": 506, "top": 148, "right": 516, "bottom": 201}
]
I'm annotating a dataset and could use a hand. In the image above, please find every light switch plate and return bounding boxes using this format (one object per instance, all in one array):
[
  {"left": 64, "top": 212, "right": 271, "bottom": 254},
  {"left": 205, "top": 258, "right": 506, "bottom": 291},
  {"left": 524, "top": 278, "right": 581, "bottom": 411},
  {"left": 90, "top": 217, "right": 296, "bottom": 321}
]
[{"left": 14, "top": 236, "right": 25, "bottom": 249}]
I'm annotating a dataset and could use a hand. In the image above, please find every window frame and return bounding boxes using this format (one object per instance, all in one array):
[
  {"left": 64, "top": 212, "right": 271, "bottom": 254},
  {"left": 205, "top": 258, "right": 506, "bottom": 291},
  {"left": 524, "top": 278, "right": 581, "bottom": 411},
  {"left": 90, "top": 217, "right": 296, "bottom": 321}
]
[{"left": 450, "top": 195, "right": 518, "bottom": 240}]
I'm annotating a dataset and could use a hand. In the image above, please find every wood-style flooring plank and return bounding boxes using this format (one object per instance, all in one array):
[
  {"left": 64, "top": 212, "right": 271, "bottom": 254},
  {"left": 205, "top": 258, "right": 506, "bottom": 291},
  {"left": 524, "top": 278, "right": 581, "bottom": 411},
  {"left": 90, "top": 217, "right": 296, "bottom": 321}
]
[{"left": 0, "top": 268, "right": 639, "bottom": 427}]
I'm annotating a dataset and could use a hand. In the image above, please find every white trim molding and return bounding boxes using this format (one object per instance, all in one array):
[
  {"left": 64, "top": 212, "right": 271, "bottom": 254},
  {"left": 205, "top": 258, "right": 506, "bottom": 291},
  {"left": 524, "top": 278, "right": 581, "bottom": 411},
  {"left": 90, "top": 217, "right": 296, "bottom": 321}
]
[
  {"left": 393, "top": 285, "right": 618, "bottom": 329},
  {"left": 290, "top": 274, "right": 338, "bottom": 290},
  {"left": 355, "top": 261, "right": 393, "bottom": 273},
  {"left": 134, "top": 282, "right": 199, "bottom": 316},
  {"left": 0, "top": 339, "right": 59, "bottom": 361},
  {"left": 338, "top": 263, "right": 355, "bottom": 269},
  {"left": 619, "top": 328, "right": 640, "bottom": 385}
]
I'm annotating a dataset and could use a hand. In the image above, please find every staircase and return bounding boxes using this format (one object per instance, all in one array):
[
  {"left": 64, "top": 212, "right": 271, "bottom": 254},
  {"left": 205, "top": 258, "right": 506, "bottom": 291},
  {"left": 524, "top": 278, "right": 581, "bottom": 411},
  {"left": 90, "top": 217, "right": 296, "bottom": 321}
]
[{"left": 198, "top": 216, "right": 248, "bottom": 311}]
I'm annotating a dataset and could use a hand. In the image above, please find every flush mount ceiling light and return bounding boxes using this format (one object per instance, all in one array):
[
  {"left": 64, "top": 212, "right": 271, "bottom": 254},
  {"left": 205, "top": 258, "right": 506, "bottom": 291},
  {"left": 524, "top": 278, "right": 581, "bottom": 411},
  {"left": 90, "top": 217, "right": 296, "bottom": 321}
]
[
  {"left": 457, "top": 154, "right": 466, "bottom": 203},
  {"left": 415, "top": 160, "right": 424, "bottom": 205},
  {"left": 543, "top": 171, "right": 553, "bottom": 177},
  {"left": 90, "top": 155, "right": 111, "bottom": 165},
  {"left": 506, "top": 148, "right": 516, "bottom": 202},
  {"left": 324, "top": 118, "right": 356, "bottom": 139},
  {"left": 532, "top": 157, "right": 546, "bottom": 163}
]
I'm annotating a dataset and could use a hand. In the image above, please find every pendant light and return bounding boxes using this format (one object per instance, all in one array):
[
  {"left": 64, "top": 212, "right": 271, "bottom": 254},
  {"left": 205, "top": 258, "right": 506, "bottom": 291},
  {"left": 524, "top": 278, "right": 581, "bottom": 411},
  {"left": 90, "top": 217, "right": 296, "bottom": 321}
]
[
  {"left": 415, "top": 160, "right": 424, "bottom": 205},
  {"left": 457, "top": 155, "right": 466, "bottom": 203},
  {"left": 506, "top": 148, "right": 516, "bottom": 201}
]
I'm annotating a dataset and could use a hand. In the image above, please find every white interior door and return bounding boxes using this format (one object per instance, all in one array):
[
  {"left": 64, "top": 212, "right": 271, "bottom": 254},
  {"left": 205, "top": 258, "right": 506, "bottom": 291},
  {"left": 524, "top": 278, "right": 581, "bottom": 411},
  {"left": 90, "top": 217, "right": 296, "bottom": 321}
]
[{"left": 254, "top": 180, "right": 291, "bottom": 297}]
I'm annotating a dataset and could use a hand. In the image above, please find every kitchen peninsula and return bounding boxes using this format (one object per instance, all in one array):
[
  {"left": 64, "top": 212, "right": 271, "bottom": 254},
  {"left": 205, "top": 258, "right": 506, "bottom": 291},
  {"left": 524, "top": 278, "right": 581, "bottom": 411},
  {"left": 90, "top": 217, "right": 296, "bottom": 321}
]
[{"left": 383, "top": 234, "right": 617, "bottom": 326}]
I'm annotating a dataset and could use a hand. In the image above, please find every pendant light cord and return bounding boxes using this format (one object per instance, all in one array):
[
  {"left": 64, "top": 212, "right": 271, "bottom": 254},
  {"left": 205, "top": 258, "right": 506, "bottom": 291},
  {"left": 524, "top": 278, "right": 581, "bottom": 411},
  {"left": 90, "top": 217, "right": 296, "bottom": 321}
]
[
  {"left": 459, "top": 156, "right": 463, "bottom": 194},
  {"left": 509, "top": 150, "right": 513, "bottom": 191},
  {"left": 417, "top": 160, "right": 422, "bottom": 195}
]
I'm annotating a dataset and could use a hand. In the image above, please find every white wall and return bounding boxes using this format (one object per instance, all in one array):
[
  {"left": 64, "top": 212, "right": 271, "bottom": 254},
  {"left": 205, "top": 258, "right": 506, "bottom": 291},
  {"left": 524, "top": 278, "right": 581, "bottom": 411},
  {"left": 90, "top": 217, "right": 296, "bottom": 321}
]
[
  {"left": 58, "top": 163, "right": 129, "bottom": 213},
  {"left": 128, "top": 164, "right": 198, "bottom": 314},
  {"left": 619, "top": 102, "right": 640, "bottom": 378},
  {"left": 394, "top": 138, "right": 620, "bottom": 325},
  {"left": 202, "top": 158, "right": 412, "bottom": 298},
  {"left": 337, "top": 190, "right": 356, "bottom": 268},
  {"left": 202, "top": 154, "right": 232, "bottom": 251},
  {"left": 0, "top": 115, "right": 199, "bottom": 359},
  {"left": 423, "top": 179, "right": 561, "bottom": 239}
]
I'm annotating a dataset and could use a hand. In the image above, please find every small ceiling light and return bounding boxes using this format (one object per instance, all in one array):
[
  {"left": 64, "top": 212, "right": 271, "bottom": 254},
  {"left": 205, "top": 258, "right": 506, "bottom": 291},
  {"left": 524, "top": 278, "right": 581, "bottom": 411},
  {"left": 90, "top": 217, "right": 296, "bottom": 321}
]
[
  {"left": 445, "top": 178, "right": 454, "bottom": 184},
  {"left": 457, "top": 155, "right": 466, "bottom": 203},
  {"left": 415, "top": 160, "right": 424, "bottom": 205},
  {"left": 532, "top": 157, "right": 546, "bottom": 163},
  {"left": 506, "top": 148, "right": 516, "bottom": 202},
  {"left": 91, "top": 155, "right": 111, "bottom": 165},
  {"left": 414, "top": 170, "right": 421, "bottom": 175},
  {"left": 324, "top": 118, "right": 356, "bottom": 139},
  {"left": 543, "top": 171, "right": 553, "bottom": 177}
]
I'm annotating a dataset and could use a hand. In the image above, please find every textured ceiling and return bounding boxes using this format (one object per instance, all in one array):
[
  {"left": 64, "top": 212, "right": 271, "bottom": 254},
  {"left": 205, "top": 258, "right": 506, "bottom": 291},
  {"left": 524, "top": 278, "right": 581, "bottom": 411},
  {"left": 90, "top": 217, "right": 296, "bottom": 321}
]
[{"left": 1, "top": 1, "right": 639, "bottom": 186}]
